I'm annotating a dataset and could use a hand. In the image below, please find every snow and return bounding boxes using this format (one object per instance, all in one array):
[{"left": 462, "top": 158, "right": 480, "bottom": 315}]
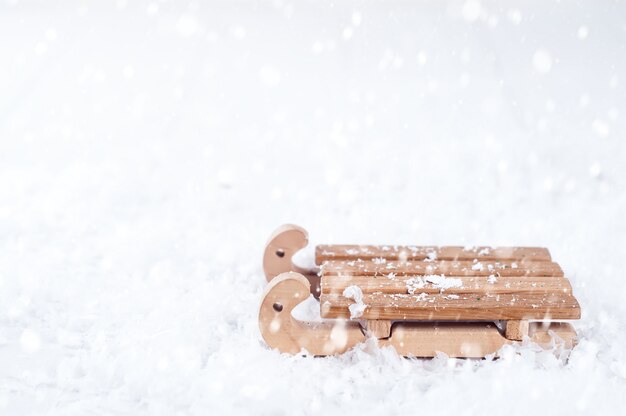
[
  {"left": 425, "top": 275, "right": 463, "bottom": 291},
  {"left": 1, "top": 0, "right": 626, "bottom": 414},
  {"left": 342, "top": 285, "right": 367, "bottom": 319},
  {"left": 406, "top": 276, "right": 426, "bottom": 294},
  {"left": 532, "top": 49, "right": 553, "bottom": 74},
  {"left": 406, "top": 275, "right": 463, "bottom": 293}
]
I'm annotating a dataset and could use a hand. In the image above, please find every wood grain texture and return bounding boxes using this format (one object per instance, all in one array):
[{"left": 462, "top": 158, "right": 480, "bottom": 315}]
[
  {"left": 321, "top": 275, "right": 573, "bottom": 296},
  {"left": 316, "top": 245, "right": 552, "bottom": 264},
  {"left": 379, "top": 322, "right": 576, "bottom": 357},
  {"left": 321, "top": 259, "right": 563, "bottom": 277},
  {"left": 366, "top": 320, "right": 392, "bottom": 339},
  {"left": 320, "top": 292, "right": 581, "bottom": 320},
  {"left": 505, "top": 320, "right": 530, "bottom": 340},
  {"left": 319, "top": 255, "right": 579, "bottom": 322}
]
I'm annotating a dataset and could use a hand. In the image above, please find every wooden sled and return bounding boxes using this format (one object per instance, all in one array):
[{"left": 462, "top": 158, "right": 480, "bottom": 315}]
[{"left": 260, "top": 224, "right": 581, "bottom": 357}]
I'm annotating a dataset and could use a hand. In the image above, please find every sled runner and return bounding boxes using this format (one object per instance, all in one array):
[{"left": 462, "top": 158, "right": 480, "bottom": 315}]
[{"left": 259, "top": 224, "right": 580, "bottom": 357}]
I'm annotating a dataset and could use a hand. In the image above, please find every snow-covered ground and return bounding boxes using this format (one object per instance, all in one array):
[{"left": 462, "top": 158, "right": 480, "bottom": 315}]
[{"left": 1, "top": 0, "right": 625, "bottom": 414}]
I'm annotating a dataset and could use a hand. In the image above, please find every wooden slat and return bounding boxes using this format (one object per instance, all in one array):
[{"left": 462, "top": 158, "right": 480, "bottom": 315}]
[
  {"left": 316, "top": 245, "right": 552, "bottom": 264},
  {"left": 321, "top": 274, "right": 573, "bottom": 296},
  {"left": 321, "top": 260, "right": 563, "bottom": 277},
  {"left": 320, "top": 292, "right": 581, "bottom": 320}
]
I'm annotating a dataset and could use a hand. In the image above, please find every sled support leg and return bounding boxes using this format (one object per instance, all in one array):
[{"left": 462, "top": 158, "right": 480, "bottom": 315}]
[
  {"left": 505, "top": 320, "right": 530, "bottom": 341},
  {"left": 263, "top": 225, "right": 320, "bottom": 297},
  {"left": 367, "top": 320, "right": 392, "bottom": 339},
  {"left": 259, "top": 272, "right": 364, "bottom": 355}
]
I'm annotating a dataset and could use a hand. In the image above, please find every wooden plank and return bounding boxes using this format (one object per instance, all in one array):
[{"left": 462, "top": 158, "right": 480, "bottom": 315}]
[
  {"left": 320, "top": 274, "right": 573, "bottom": 296},
  {"left": 321, "top": 259, "right": 563, "bottom": 277},
  {"left": 320, "top": 292, "right": 581, "bottom": 320},
  {"left": 316, "top": 245, "right": 552, "bottom": 264}
]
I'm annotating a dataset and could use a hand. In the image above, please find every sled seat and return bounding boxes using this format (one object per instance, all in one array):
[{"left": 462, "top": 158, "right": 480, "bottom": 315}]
[{"left": 317, "top": 245, "right": 581, "bottom": 339}]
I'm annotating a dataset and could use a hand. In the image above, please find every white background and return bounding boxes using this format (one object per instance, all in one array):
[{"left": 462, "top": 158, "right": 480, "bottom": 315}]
[{"left": 1, "top": 0, "right": 625, "bottom": 414}]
